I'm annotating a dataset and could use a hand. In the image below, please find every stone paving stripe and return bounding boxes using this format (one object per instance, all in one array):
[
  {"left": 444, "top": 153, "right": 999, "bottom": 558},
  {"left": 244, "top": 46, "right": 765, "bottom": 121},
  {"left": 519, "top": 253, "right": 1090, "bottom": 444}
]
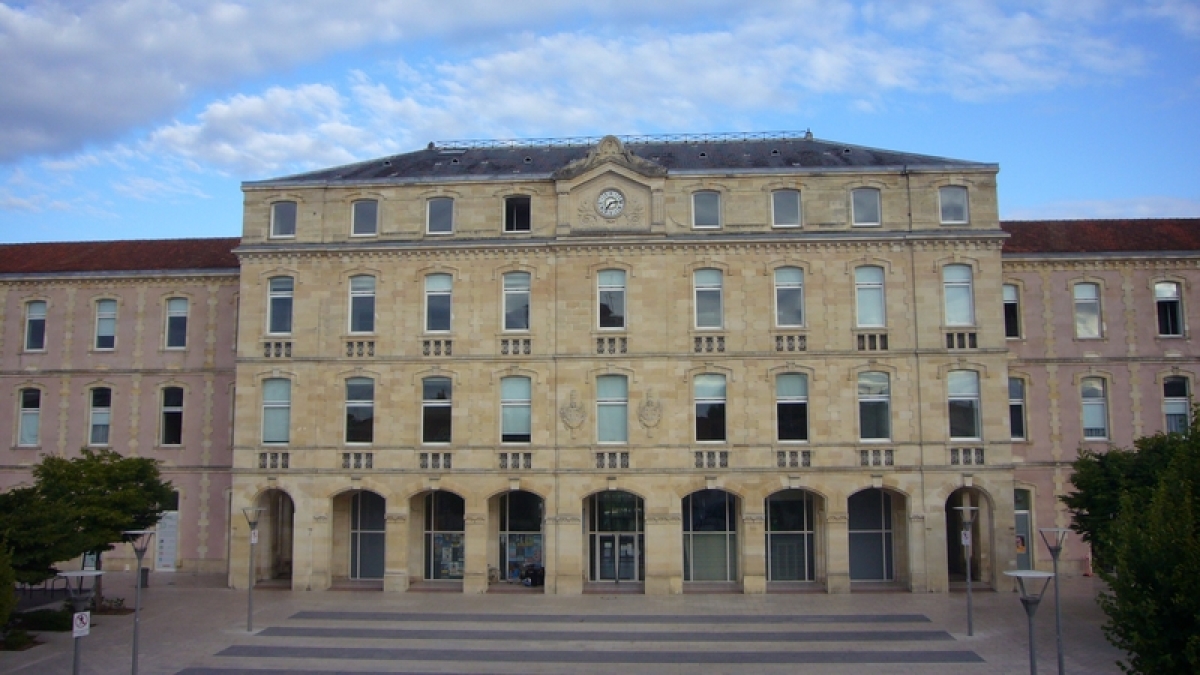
[
  {"left": 216, "top": 645, "right": 985, "bottom": 664},
  {"left": 258, "top": 626, "right": 956, "bottom": 642},
  {"left": 289, "top": 611, "right": 932, "bottom": 624}
]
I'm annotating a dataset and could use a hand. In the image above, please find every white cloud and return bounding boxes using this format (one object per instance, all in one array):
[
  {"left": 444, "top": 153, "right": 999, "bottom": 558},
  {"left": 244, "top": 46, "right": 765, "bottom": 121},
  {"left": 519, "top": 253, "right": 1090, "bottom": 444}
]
[{"left": 1005, "top": 196, "right": 1200, "bottom": 220}]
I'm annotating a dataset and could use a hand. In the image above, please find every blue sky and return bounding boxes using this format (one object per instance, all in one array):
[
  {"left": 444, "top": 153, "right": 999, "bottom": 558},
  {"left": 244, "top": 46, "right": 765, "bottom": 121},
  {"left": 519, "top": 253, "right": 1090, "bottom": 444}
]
[{"left": 2, "top": 0, "right": 1199, "bottom": 243}]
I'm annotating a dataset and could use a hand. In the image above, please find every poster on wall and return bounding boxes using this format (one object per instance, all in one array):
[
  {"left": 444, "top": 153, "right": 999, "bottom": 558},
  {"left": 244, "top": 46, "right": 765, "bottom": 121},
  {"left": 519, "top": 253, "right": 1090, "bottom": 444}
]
[
  {"left": 432, "top": 533, "right": 464, "bottom": 579},
  {"left": 506, "top": 533, "right": 543, "bottom": 580}
]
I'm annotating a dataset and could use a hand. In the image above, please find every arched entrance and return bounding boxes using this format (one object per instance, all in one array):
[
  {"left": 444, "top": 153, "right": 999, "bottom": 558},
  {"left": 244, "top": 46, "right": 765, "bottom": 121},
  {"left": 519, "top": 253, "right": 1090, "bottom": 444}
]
[
  {"left": 848, "top": 488, "right": 907, "bottom": 583},
  {"left": 331, "top": 490, "right": 385, "bottom": 581},
  {"left": 946, "top": 487, "right": 993, "bottom": 585},
  {"left": 766, "top": 489, "right": 821, "bottom": 584},
  {"left": 259, "top": 488, "right": 294, "bottom": 582},
  {"left": 493, "top": 490, "right": 544, "bottom": 586},
  {"left": 586, "top": 491, "right": 644, "bottom": 583},
  {"left": 422, "top": 491, "right": 465, "bottom": 580},
  {"left": 682, "top": 489, "right": 739, "bottom": 583}
]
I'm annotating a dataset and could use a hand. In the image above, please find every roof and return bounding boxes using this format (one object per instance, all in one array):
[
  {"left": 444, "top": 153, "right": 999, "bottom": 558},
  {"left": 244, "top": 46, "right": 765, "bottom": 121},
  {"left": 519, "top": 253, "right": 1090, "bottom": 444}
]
[
  {"left": 0, "top": 238, "right": 241, "bottom": 275},
  {"left": 247, "top": 132, "right": 993, "bottom": 187},
  {"left": 1001, "top": 219, "right": 1200, "bottom": 255}
]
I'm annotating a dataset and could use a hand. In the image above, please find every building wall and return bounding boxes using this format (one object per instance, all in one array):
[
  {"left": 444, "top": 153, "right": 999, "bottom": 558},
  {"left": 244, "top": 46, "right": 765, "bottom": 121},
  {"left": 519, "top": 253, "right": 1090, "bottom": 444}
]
[{"left": 0, "top": 273, "right": 238, "bottom": 573}]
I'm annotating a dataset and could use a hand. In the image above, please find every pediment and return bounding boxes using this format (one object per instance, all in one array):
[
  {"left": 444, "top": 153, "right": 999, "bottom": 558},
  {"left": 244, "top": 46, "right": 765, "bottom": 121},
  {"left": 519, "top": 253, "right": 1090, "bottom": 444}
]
[{"left": 552, "top": 135, "right": 667, "bottom": 181}]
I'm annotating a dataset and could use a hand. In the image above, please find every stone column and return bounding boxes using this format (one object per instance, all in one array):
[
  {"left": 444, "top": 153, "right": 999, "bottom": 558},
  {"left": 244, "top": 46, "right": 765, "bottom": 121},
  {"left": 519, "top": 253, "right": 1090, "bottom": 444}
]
[
  {"left": 547, "top": 512, "right": 583, "bottom": 595},
  {"left": 742, "top": 511, "right": 767, "bottom": 594},
  {"left": 644, "top": 510, "right": 682, "bottom": 595},
  {"left": 825, "top": 511, "right": 851, "bottom": 593},
  {"left": 307, "top": 511, "right": 332, "bottom": 591},
  {"left": 463, "top": 512, "right": 489, "bottom": 594},
  {"left": 383, "top": 510, "right": 410, "bottom": 592}
]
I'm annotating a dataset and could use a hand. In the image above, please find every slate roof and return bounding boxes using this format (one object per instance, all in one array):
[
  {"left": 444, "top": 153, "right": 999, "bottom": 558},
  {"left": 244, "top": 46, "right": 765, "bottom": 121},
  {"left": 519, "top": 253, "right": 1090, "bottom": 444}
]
[
  {"left": 1001, "top": 219, "right": 1200, "bottom": 255},
  {"left": 247, "top": 132, "right": 993, "bottom": 187},
  {"left": 0, "top": 238, "right": 241, "bottom": 275}
]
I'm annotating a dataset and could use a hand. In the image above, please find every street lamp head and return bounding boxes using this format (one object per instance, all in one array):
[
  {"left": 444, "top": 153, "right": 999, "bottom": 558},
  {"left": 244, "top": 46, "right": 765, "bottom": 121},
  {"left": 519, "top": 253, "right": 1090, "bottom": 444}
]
[
  {"left": 122, "top": 529, "right": 156, "bottom": 556},
  {"left": 1005, "top": 569, "right": 1054, "bottom": 601},
  {"left": 242, "top": 506, "right": 265, "bottom": 531},
  {"left": 953, "top": 505, "right": 980, "bottom": 526},
  {"left": 1039, "top": 527, "right": 1071, "bottom": 554}
]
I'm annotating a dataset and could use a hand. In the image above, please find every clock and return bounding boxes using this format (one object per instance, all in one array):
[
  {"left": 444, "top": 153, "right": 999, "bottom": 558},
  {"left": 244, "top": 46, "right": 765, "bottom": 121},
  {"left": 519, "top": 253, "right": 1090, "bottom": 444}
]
[{"left": 596, "top": 189, "right": 625, "bottom": 218}]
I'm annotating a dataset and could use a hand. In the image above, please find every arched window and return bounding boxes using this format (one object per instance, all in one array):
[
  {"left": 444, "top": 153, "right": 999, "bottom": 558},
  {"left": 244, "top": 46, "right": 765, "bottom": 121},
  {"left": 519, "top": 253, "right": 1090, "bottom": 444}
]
[
  {"left": 349, "top": 275, "right": 375, "bottom": 333},
  {"left": 943, "top": 264, "right": 974, "bottom": 326},
  {"left": 89, "top": 387, "right": 112, "bottom": 446},
  {"left": 694, "top": 269, "right": 723, "bottom": 329},
  {"left": 1156, "top": 282, "right": 1183, "bottom": 336},
  {"left": 855, "top": 266, "right": 885, "bottom": 328},
  {"left": 503, "top": 272, "right": 531, "bottom": 330},
  {"left": 947, "top": 371, "right": 981, "bottom": 440},
  {"left": 267, "top": 277, "right": 294, "bottom": 334},
  {"left": 598, "top": 269, "right": 626, "bottom": 329},
  {"left": 694, "top": 374, "right": 727, "bottom": 442},
  {"left": 501, "top": 376, "right": 532, "bottom": 443},
  {"left": 776, "top": 373, "right": 808, "bottom": 441},
  {"left": 18, "top": 388, "right": 40, "bottom": 446},
  {"left": 1164, "top": 376, "right": 1190, "bottom": 433},
  {"left": 24, "top": 300, "right": 46, "bottom": 351},
  {"left": 425, "top": 274, "right": 452, "bottom": 332},
  {"left": 858, "top": 372, "right": 890, "bottom": 440},
  {"left": 345, "top": 377, "right": 374, "bottom": 444},
  {"left": 596, "top": 375, "right": 628, "bottom": 444},
  {"left": 160, "top": 386, "right": 184, "bottom": 445},
  {"left": 1081, "top": 377, "right": 1108, "bottom": 439},
  {"left": 422, "top": 377, "right": 452, "bottom": 443},
  {"left": 774, "top": 267, "right": 804, "bottom": 327},
  {"left": 165, "top": 297, "right": 188, "bottom": 348},
  {"left": 262, "top": 379, "right": 291, "bottom": 444}
]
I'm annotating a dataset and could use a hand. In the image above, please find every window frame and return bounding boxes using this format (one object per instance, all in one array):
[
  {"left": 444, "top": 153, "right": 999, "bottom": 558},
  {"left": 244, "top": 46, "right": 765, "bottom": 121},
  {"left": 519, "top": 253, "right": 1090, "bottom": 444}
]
[
  {"left": 504, "top": 195, "right": 531, "bottom": 233},
  {"left": 692, "top": 190, "right": 721, "bottom": 229},
  {"left": 1073, "top": 282, "right": 1102, "bottom": 339},
  {"left": 857, "top": 371, "right": 891, "bottom": 441},
  {"left": 502, "top": 271, "right": 531, "bottom": 332},
  {"left": 1163, "top": 375, "right": 1190, "bottom": 434},
  {"left": 270, "top": 201, "right": 297, "bottom": 238},
  {"left": 88, "top": 386, "right": 112, "bottom": 447},
  {"left": 851, "top": 188, "right": 881, "bottom": 227},
  {"left": 1009, "top": 377, "right": 1027, "bottom": 441},
  {"left": 424, "top": 274, "right": 452, "bottom": 333},
  {"left": 500, "top": 376, "right": 532, "bottom": 444},
  {"left": 165, "top": 297, "right": 188, "bottom": 349},
  {"left": 771, "top": 189, "right": 802, "bottom": 228},
  {"left": 267, "top": 276, "right": 294, "bottom": 335},
  {"left": 938, "top": 186, "right": 969, "bottom": 224},
  {"left": 18, "top": 387, "right": 41, "bottom": 447},
  {"left": 24, "top": 300, "right": 47, "bottom": 351},
  {"left": 693, "top": 268, "right": 724, "bottom": 330},
  {"left": 348, "top": 275, "right": 376, "bottom": 334},
  {"left": 160, "top": 386, "right": 184, "bottom": 446},
  {"left": 774, "top": 266, "right": 805, "bottom": 328},
  {"left": 261, "top": 378, "right": 291, "bottom": 445},
  {"left": 427, "top": 197, "right": 454, "bottom": 235},
  {"left": 345, "top": 377, "right": 375, "bottom": 445},
  {"left": 1003, "top": 284, "right": 1021, "bottom": 339},
  {"left": 597, "top": 269, "right": 626, "bottom": 330},
  {"left": 776, "top": 373, "right": 809, "bottom": 442},
  {"left": 94, "top": 298, "right": 117, "bottom": 350},
  {"left": 351, "top": 199, "right": 379, "bottom": 237},
  {"left": 1155, "top": 281, "right": 1184, "bottom": 337},
  {"left": 596, "top": 374, "right": 628, "bottom": 444},
  {"left": 1081, "top": 377, "right": 1109, "bottom": 440},
  {"left": 942, "top": 264, "right": 975, "bottom": 327},
  {"left": 422, "top": 376, "right": 453, "bottom": 444},
  {"left": 694, "top": 373, "right": 727, "bottom": 443},
  {"left": 947, "top": 370, "right": 981, "bottom": 441},
  {"left": 854, "top": 266, "right": 886, "bottom": 328}
]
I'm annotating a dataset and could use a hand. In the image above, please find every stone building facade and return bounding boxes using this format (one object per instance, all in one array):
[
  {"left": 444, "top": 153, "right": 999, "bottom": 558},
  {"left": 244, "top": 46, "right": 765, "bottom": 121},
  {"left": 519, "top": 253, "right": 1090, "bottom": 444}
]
[{"left": 3, "top": 134, "right": 1197, "bottom": 595}]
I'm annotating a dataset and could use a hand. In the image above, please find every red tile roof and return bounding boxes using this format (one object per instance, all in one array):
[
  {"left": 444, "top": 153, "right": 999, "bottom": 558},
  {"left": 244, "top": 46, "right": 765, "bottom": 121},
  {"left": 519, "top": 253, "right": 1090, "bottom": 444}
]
[
  {"left": 1001, "top": 219, "right": 1200, "bottom": 254},
  {"left": 0, "top": 238, "right": 240, "bottom": 274}
]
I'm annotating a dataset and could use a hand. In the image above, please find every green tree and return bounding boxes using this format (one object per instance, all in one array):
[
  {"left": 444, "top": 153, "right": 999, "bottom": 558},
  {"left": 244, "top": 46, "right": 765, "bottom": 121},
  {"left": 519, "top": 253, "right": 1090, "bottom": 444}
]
[
  {"left": 0, "top": 546, "right": 16, "bottom": 632},
  {"left": 0, "top": 486, "right": 89, "bottom": 584}
]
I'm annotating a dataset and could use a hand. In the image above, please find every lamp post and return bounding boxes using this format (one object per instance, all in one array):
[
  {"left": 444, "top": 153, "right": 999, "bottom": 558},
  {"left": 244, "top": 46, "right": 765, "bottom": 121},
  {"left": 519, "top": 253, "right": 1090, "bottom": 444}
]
[
  {"left": 123, "top": 529, "right": 155, "bottom": 675},
  {"left": 59, "top": 569, "right": 104, "bottom": 675},
  {"left": 1040, "top": 527, "right": 1070, "bottom": 675},
  {"left": 954, "top": 505, "right": 980, "bottom": 636},
  {"left": 1006, "top": 569, "right": 1055, "bottom": 675},
  {"left": 243, "top": 506, "right": 265, "bottom": 632}
]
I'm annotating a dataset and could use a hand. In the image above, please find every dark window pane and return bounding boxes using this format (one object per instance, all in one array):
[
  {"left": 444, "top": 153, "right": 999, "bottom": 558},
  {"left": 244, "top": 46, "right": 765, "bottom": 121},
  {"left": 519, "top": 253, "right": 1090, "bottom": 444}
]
[
  {"left": 351, "top": 297, "right": 375, "bottom": 332},
  {"left": 507, "top": 491, "right": 543, "bottom": 532},
  {"left": 163, "top": 387, "right": 183, "bottom": 407},
  {"left": 423, "top": 377, "right": 452, "bottom": 400},
  {"left": 428, "top": 198, "right": 453, "bottom": 233},
  {"left": 92, "top": 388, "right": 111, "bottom": 407},
  {"left": 686, "top": 490, "right": 732, "bottom": 532},
  {"left": 423, "top": 406, "right": 451, "bottom": 443},
  {"left": 505, "top": 196, "right": 531, "bottom": 231},
  {"left": 1164, "top": 377, "right": 1189, "bottom": 398},
  {"left": 431, "top": 492, "right": 465, "bottom": 531},
  {"left": 1004, "top": 303, "right": 1021, "bottom": 338},
  {"left": 167, "top": 316, "right": 187, "bottom": 347},
  {"left": 695, "top": 402, "right": 726, "bottom": 441},
  {"left": 1158, "top": 301, "right": 1181, "bottom": 335},
  {"left": 162, "top": 412, "right": 182, "bottom": 444},
  {"left": 27, "top": 319, "right": 45, "bottom": 350},
  {"left": 346, "top": 406, "right": 374, "bottom": 443},
  {"left": 505, "top": 295, "right": 529, "bottom": 330},
  {"left": 949, "top": 400, "right": 979, "bottom": 438},
  {"left": 272, "top": 201, "right": 296, "bottom": 236},
  {"left": 777, "top": 402, "right": 808, "bottom": 441},
  {"left": 1010, "top": 404, "right": 1026, "bottom": 439},
  {"left": 270, "top": 297, "right": 293, "bottom": 333},
  {"left": 427, "top": 295, "right": 451, "bottom": 331},
  {"left": 859, "top": 401, "right": 889, "bottom": 439},
  {"left": 21, "top": 389, "right": 41, "bottom": 407},
  {"left": 599, "top": 292, "right": 625, "bottom": 328}
]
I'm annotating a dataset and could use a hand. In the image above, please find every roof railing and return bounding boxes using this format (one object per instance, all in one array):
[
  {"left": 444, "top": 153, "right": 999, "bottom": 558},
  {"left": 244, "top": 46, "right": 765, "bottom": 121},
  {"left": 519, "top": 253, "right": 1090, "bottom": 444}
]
[{"left": 432, "top": 130, "right": 813, "bottom": 150}]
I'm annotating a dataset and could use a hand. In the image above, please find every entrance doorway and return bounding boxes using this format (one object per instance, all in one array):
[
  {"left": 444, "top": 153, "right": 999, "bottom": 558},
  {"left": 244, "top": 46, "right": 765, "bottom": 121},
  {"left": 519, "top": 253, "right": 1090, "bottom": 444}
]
[
  {"left": 260, "top": 488, "right": 295, "bottom": 580},
  {"left": 946, "top": 487, "right": 990, "bottom": 583},
  {"left": 766, "top": 489, "right": 819, "bottom": 582},
  {"left": 424, "top": 491, "right": 465, "bottom": 580},
  {"left": 348, "top": 491, "right": 385, "bottom": 579},
  {"left": 587, "top": 491, "right": 644, "bottom": 582},
  {"left": 497, "top": 491, "right": 543, "bottom": 583},
  {"left": 848, "top": 488, "right": 896, "bottom": 581},
  {"left": 682, "top": 489, "right": 738, "bottom": 582}
]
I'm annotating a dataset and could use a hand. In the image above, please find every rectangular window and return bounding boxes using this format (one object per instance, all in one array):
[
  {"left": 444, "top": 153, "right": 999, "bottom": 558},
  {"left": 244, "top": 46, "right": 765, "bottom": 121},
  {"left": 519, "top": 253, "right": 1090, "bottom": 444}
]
[
  {"left": 422, "top": 377, "right": 452, "bottom": 444},
  {"left": 694, "top": 374, "right": 727, "bottom": 442},
  {"left": 95, "top": 299, "right": 116, "bottom": 349},
  {"left": 858, "top": 372, "right": 890, "bottom": 440},
  {"left": 501, "top": 376, "right": 532, "bottom": 443},
  {"left": 948, "top": 371, "right": 981, "bottom": 440},
  {"left": 855, "top": 266, "right": 885, "bottom": 328},
  {"left": 262, "top": 378, "right": 291, "bottom": 444},
  {"left": 268, "top": 277, "right": 294, "bottom": 334},
  {"left": 597, "top": 375, "right": 628, "bottom": 444},
  {"left": 772, "top": 189, "right": 801, "bottom": 228},
  {"left": 1074, "top": 283, "right": 1101, "bottom": 338},
  {"left": 598, "top": 269, "right": 626, "bottom": 329},
  {"left": 694, "top": 268, "right": 723, "bottom": 329},
  {"left": 943, "top": 265, "right": 974, "bottom": 327},
  {"left": 25, "top": 300, "right": 46, "bottom": 351},
  {"left": 503, "top": 272, "right": 530, "bottom": 331},
  {"left": 938, "top": 186, "right": 969, "bottom": 224},
  {"left": 165, "top": 297, "right": 188, "bottom": 348},
  {"left": 352, "top": 199, "right": 378, "bottom": 236},
  {"left": 89, "top": 387, "right": 112, "bottom": 446},
  {"left": 1081, "top": 377, "right": 1108, "bottom": 440},
  {"left": 504, "top": 196, "right": 531, "bottom": 232},
  {"left": 851, "top": 188, "right": 881, "bottom": 227},
  {"left": 1009, "top": 377, "right": 1026, "bottom": 440},
  {"left": 349, "top": 275, "right": 375, "bottom": 333},
  {"left": 1003, "top": 284, "right": 1021, "bottom": 338},
  {"left": 1156, "top": 282, "right": 1183, "bottom": 336},
  {"left": 18, "top": 388, "right": 40, "bottom": 446},
  {"left": 161, "top": 387, "right": 183, "bottom": 445},
  {"left": 271, "top": 201, "right": 297, "bottom": 238},
  {"left": 1164, "top": 376, "right": 1190, "bottom": 433},
  {"left": 775, "top": 267, "right": 804, "bottom": 327},
  {"left": 776, "top": 373, "right": 809, "bottom": 441},
  {"left": 425, "top": 274, "right": 452, "bottom": 332},
  {"left": 693, "top": 191, "right": 721, "bottom": 228},
  {"left": 345, "top": 377, "right": 374, "bottom": 444},
  {"left": 427, "top": 197, "right": 454, "bottom": 234}
]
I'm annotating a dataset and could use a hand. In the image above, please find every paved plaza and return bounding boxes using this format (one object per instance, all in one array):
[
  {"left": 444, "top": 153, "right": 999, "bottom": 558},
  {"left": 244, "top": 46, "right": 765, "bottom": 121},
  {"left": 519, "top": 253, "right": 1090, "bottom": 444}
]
[{"left": 3, "top": 571, "right": 1125, "bottom": 674}]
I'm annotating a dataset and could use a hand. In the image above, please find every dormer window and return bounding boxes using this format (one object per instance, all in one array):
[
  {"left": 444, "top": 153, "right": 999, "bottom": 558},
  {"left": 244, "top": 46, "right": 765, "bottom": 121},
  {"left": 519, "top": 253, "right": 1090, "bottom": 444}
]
[
  {"left": 505, "top": 196, "right": 531, "bottom": 232},
  {"left": 352, "top": 200, "right": 378, "bottom": 236},
  {"left": 271, "top": 201, "right": 297, "bottom": 238}
]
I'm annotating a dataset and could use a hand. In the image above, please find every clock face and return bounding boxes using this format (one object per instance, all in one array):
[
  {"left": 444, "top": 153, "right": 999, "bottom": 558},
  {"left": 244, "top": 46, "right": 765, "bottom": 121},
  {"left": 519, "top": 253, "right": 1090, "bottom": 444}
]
[{"left": 596, "top": 189, "right": 625, "bottom": 218}]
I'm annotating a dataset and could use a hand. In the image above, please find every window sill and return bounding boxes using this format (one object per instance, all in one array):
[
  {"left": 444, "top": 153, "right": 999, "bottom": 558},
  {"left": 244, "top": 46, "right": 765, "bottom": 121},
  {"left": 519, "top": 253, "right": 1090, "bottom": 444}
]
[
  {"left": 771, "top": 224, "right": 802, "bottom": 229},
  {"left": 851, "top": 223, "right": 881, "bottom": 228},
  {"left": 1154, "top": 334, "right": 1186, "bottom": 340},
  {"left": 858, "top": 439, "right": 892, "bottom": 444},
  {"left": 425, "top": 230, "right": 454, "bottom": 236},
  {"left": 349, "top": 233, "right": 378, "bottom": 238},
  {"left": 21, "top": 349, "right": 47, "bottom": 354}
]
